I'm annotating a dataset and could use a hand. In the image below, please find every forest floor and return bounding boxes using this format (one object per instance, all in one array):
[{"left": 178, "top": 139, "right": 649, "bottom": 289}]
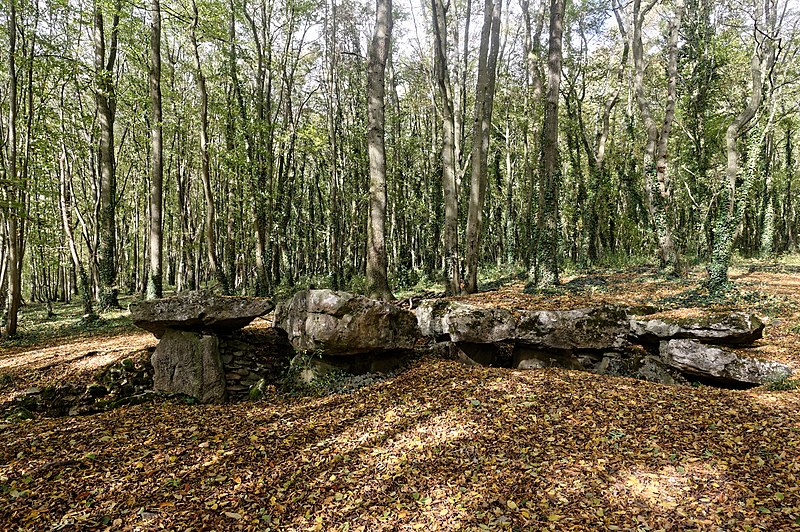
[{"left": 2, "top": 258, "right": 800, "bottom": 530}]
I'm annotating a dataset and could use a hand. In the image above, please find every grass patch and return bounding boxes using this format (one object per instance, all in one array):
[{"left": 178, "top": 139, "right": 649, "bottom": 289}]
[{"left": 1, "top": 298, "right": 138, "bottom": 351}]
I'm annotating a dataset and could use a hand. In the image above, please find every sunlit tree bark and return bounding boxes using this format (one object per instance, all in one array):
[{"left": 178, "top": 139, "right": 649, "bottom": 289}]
[{"left": 365, "top": 0, "right": 393, "bottom": 300}]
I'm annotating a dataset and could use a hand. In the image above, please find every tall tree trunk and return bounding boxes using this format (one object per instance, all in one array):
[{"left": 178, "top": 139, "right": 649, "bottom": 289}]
[
  {"left": 190, "top": 0, "right": 230, "bottom": 294},
  {"left": 521, "top": 0, "right": 545, "bottom": 268},
  {"left": 464, "top": 0, "right": 502, "bottom": 293},
  {"left": 238, "top": 0, "right": 271, "bottom": 295},
  {"left": 533, "top": 0, "right": 564, "bottom": 286},
  {"left": 365, "top": 0, "right": 393, "bottom": 300},
  {"left": 325, "top": 0, "right": 342, "bottom": 290},
  {"left": 4, "top": 0, "right": 22, "bottom": 335},
  {"left": 95, "top": 0, "right": 121, "bottom": 309},
  {"left": 147, "top": 0, "right": 163, "bottom": 299},
  {"left": 431, "top": 0, "right": 461, "bottom": 295},
  {"left": 761, "top": 131, "right": 775, "bottom": 256},
  {"left": 708, "top": 0, "right": 775, "bottom": 292},
  {"left": 59, "top": 142, "right": 95, "bottom": 319},
  {"left": 631, "top": 0, "right": 684, "bottom": 275},
  {"left": 781, "top": 125, "right": 796, "bottom": 251}
]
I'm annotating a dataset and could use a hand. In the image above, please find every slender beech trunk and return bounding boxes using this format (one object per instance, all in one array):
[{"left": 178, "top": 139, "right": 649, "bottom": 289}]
[
  {"left": 782, "top": 126, "right": 796, "bottom": 251},
  {"left": 533, "top": 0, "right": 564, "bottom": 286},
  {"left": 325, "top": 0, "right": 342, "bottom": 290},
  {"left": 432, "top": 0, "right": 461, "bottom": 295},
  {"left": 631, "top": 0, "right": 684, "bottom": 275},
  {"left": 95, "top": 0, "right": 121, "bottom": 309},
  {"left": 190, "top": 0, "right": 230, "bottom": 294},
  {"left": 59, "top": 145, "right": 95, "bottom": 319},
  {"left": 464, "top": 0, "right": 502, "bottom": 294},
  {"left": 521, "top": 0, "right": 545, "bottom": 267},
  {"left": 4, "top": 0, "right": 21, "bottom": 335},
  {"left": 147, "top": 0, "right": 163, "bottom": 299},
  {"left": 238, "top": 0, "right": 271, "bottom": 295},
  {"left": 365, "top": 0, "right": 393, "bottom": 300},
  {"left": 708, "top": 0, "right": 775, "bottom": 292}
]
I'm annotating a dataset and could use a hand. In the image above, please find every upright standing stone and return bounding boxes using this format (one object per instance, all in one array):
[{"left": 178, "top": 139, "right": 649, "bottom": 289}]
[{"left": 151, "top": 329, "right": 226, "bottom": 403}]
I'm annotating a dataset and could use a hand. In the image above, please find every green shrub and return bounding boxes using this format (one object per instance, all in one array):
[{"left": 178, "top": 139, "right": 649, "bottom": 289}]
[{"left": 764, "top": 377, "right": 800, "bottom": 391}]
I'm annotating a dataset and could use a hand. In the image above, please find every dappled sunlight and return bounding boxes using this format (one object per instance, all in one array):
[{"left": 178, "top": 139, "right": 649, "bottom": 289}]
[
  {"left": 65, "top": 352, "right": 131, "bottom": 373},
  {"left": 0, "top": 332, "right": 154, "bottom": 373},
  {"left": 0, "top": 332, "right": 155, "bottom": 404},
  {"left": 746, "top": 388, "right": 800, "bottom": 419},
  {"left": 3, "top": 358, "right": 800, "bottom": 529},
  {"left": 610, "top": 463, "right": 726, "bottom": 524},
  {"left": 5, "top": 256, "right": 800, "bottom": 528}
]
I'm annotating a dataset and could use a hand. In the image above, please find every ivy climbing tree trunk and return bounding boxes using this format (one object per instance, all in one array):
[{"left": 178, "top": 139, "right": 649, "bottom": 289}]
[
  {"left": 464, "top": 0, "right": 502, "bottom": 294},
  {"left": 631, "top": 0, "right": 684, "bottom": 275},
  {"left": 365, "top": 0, "right": 393, "bottom": 300},
  {"left": 708, "top": 0, "right": 776, "bottom": 293},
  {"left": 147, "top": 0, "right": 163, "bottom": 300},
  {"left": 94, "top": 0, "right": 121, "bottom": 309},
  {"left": 533, "top": 0, "right": 565, "bottom": 287}
]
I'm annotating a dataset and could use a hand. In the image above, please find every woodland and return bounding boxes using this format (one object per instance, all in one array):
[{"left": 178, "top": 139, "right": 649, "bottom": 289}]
[
  {"left": 0, "top": 0, "right": 798, "bottom": 320},
  {"left": 2, "top": 0, "right": 800, "bottom": 529}
]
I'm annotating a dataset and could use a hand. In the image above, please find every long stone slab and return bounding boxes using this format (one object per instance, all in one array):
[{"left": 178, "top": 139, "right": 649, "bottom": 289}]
[
  {"left": 660, "top": 339, "right": 792, "bottom": 386},
  {"left": 130, "top": 291, "right": 274, "bottom": 339}
]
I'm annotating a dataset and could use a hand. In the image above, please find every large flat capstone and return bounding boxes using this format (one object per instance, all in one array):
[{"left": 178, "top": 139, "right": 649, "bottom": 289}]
[
  {"left": 129, "top": 291, "right": 274, "bottom": 338},
  {"left": 415, "top": 300, "right": 630, "bottom": 351}
]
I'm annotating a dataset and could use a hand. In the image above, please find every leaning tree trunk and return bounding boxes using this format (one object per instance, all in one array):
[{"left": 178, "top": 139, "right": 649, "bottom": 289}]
[
  {"left": 365, "top": 0, "right": 393, "bottom": 301},
  {"left": 147, "top": 0, "right": 163, "bottom": 300},
  {"left": 190, "top": 0, "right": 230, "bottom": 294},
  {"left": 464, "top": 0, "right": 502, "bottom": 294},
  {"left": 533, "top": 0, "right": 565, "bottom": 287},
  {"left": 431, "top": 0, "right": 461, "bottom": 296}
]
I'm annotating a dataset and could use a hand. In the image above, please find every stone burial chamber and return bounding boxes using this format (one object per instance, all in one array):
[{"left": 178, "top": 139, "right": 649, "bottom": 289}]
[
  {"left": 131, "top": 289, "right": 794, "bottom": 400},
  {"left": 415, "top": 300, "right": 792, "bottom": 388},
  {"left": 129, "top": 291, "right": 292, "bottom": 403}
]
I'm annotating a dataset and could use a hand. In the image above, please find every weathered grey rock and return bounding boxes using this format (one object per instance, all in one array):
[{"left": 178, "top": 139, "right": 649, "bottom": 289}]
[
  {"left": 416, "top": 301, "right": 629, "bottom": 351},
  {"left": 416, "top": 301, "right": 515, "bottom": 343},
  {"left": 130, "top": 291, "right": 274, "bottom": 339},
  {"left": 635, "top": 355, "right": 679, "bottom": 385},
  {"left": 151, "top": 329, "right": 226, "bottom": 403},
  {"left": 512, "top": 345, "right": 588, "bottom": 370},
  {"left": 630, "top": 312, "right": 764, "bottom": 346},
  {"left": 660, "top": 339, "right": 792, "bottom": 386},
  {"left": 515, "top": 306, "right": 630, "bottom": 351},
  {"left": 275, "top": 289, "right": 419, "bottom": 355}
]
